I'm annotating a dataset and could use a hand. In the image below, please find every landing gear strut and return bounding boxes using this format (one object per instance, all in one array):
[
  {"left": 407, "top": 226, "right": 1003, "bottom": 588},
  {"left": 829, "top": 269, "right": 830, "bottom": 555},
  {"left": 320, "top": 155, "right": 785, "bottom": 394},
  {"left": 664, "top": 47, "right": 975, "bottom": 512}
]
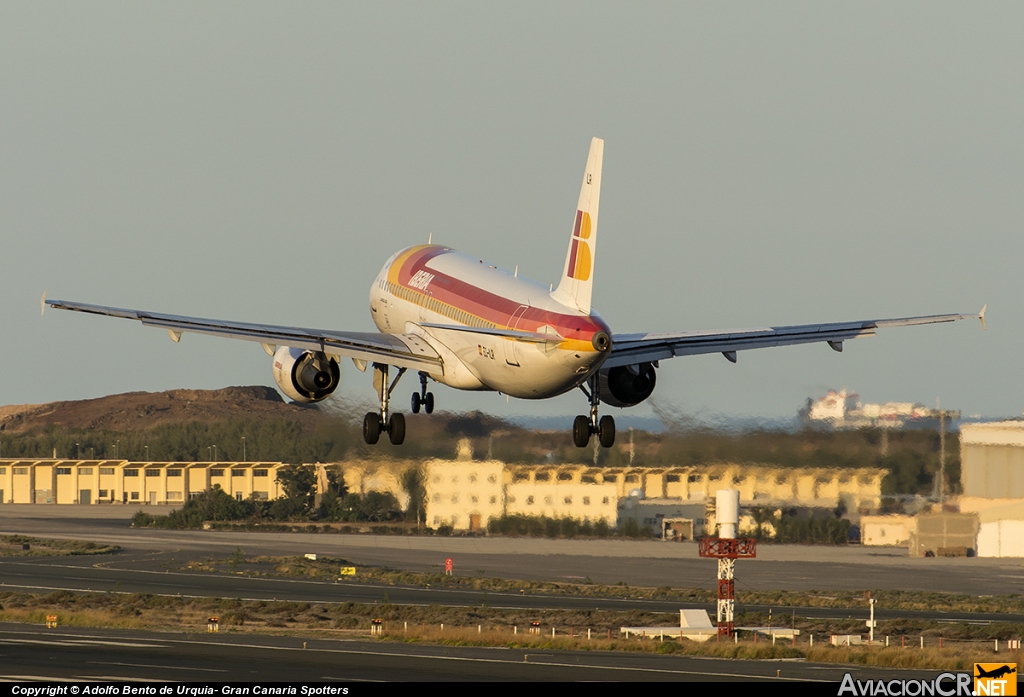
[
  {"left": 573, "top": 375, "right": 615, "bottom": 448},
  {"left": 410, "top": 371, "right": 435, "bottom": 414},
  {"left": 363, "top": 363, "right": 407, "bottom": 445}
]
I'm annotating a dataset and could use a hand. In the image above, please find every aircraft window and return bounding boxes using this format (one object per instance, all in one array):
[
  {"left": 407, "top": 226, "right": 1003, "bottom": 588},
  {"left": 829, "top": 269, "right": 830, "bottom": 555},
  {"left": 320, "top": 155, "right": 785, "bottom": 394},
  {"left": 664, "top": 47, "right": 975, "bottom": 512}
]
[{"left": 583, "top": 496, "right": 590, "bottom": 505}]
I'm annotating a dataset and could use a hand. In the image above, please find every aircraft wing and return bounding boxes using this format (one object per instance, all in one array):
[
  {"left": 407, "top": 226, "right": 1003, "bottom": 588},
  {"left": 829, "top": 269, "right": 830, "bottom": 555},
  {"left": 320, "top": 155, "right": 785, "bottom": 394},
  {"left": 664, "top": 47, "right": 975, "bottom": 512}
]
[
  {"left": 45, "top": 298, "right": 442, "bottom": 373},
  {"left": 604, "top": 308, "right": 986, "bottom": 368}
]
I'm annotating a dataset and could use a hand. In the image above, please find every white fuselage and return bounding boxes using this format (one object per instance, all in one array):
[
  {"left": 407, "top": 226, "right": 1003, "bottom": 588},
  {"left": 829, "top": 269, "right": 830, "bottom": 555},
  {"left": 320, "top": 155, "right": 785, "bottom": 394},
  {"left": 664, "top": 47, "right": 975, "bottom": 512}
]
[{"left": 367, "top": 245, "right": 611, "bottom": 399}]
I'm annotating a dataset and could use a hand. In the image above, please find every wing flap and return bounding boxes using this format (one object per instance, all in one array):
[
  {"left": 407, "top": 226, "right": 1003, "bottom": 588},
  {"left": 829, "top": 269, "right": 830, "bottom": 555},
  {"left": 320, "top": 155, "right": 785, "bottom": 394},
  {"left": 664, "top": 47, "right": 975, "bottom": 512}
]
[{"left": 47, "top": 299, "right": 442, "bottom": 373}]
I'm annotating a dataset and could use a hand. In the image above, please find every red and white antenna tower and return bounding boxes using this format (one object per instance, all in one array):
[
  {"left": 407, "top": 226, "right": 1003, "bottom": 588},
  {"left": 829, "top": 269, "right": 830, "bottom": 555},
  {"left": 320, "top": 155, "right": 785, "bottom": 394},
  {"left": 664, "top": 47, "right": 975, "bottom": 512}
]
[{"left": 698, "top": 489, "right": 756, "bottom": 637}]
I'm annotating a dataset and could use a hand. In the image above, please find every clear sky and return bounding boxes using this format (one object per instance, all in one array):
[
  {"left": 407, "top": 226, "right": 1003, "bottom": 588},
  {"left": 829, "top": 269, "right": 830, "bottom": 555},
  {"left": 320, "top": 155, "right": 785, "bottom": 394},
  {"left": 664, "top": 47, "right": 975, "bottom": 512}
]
[{"left": 1, "top": 3, "right": 1019, "bottom": 423}]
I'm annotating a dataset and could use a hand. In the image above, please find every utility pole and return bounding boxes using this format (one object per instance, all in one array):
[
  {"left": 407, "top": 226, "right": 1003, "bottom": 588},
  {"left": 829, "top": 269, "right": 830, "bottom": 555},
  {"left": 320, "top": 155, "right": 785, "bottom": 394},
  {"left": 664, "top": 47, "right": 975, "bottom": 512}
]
[
  {"left": 936, "top": 399, "right": 960, "bottom": 506},
  {"left": 938, "top": 398, "right": 945, "bottom": 505}
]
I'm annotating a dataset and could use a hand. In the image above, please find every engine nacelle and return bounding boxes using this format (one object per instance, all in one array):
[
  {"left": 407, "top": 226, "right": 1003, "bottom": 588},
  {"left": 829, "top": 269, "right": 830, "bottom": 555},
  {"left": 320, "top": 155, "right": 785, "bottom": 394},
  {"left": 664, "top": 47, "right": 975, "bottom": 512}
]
[
  {"left": 598, "top": 362, "right": 657, "bottom": 408},
  {"left": 272, "top": 346, "right": 340, "bottom": 403}
]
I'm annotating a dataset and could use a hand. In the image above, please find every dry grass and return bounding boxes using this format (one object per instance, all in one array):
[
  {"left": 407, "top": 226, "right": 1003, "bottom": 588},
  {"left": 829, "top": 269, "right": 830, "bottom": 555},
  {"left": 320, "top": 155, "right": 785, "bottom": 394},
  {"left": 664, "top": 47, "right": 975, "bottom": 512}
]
[
  {"left": 0, "top": 535, "right": 119, "bottom": 557},
  {"left": 0, "top": 589, "right": 1018, "bottom": 670},
  {"left": 184, "top": 554, "right": 1024, "bottom": 619}
]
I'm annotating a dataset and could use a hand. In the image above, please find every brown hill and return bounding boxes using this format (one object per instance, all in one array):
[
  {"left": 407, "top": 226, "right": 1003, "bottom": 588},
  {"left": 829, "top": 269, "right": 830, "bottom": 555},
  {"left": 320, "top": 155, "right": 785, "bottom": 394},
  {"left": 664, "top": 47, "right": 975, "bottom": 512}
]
[{"left": 0, "top": 386, "right": 323, "bottom": 434}]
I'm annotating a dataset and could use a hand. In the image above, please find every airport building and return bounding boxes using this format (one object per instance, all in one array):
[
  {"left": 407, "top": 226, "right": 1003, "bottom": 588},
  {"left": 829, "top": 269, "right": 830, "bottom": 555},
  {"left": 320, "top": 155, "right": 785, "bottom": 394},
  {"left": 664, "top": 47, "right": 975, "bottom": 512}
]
[
  {"left": 958, "top": 421, "right": 1024, "bottom": 557},
  {"left": 1, "top": 450, "right": 886, "bottom": 539},
  {"left": 415, "top": 443, "right": 886, "bottom": 532},
  {"left": 0, "top": 459, "right": 287, "bottom": 505}
]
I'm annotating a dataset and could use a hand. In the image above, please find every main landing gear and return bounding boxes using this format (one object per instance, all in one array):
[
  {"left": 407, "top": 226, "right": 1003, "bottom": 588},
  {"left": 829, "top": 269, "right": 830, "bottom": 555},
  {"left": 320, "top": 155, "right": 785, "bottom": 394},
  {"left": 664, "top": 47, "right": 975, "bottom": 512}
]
[
  {"left": 363, "top": 363, "right": 407, "bottom": 445},
  {"left": 410, "top": 371, "right": 434, "bottom": 414},
  {"left": 573, "top": 374, "right": 615, "bottom": 448}
]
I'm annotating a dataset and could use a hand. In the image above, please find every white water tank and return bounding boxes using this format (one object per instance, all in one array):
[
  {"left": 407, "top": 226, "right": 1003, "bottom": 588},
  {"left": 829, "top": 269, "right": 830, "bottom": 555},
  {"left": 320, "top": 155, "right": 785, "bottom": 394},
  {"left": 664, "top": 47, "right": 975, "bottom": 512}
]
[{"left": 716, "top": 489, "right": 740, "bottom": 539}]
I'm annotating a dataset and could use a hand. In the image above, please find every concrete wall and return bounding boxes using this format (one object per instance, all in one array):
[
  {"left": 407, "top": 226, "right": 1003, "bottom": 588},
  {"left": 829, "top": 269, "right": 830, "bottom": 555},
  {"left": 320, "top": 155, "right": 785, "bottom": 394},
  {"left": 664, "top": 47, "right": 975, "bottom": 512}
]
[
  {"left": 961, "top": 422, "right": 1024, "bottom": 499},
  {"left": 861, "top": 515, "right": 914, "bottom": 547},
  {"left": 978, "top": 520, "right": 1024, "bottom": 558},
  {"left": 909, "top": 513, "right": 979, "bottom": 557}
]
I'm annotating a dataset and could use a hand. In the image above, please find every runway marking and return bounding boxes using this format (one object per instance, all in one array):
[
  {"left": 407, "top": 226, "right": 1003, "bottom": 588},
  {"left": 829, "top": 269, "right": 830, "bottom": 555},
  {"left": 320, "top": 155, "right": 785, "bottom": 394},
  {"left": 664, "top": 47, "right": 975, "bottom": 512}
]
[
  {"left": 0, "top": 638, "right": 167, "bottom": 648},
  {"left": 77, "top": 675, "right": 161, "bottom": 682},
  {"left": 93, "top": 661, "right": 227, "bottom": 673},
  {"left": 0, "top": 675, "right": 85, "bottom": 682}
]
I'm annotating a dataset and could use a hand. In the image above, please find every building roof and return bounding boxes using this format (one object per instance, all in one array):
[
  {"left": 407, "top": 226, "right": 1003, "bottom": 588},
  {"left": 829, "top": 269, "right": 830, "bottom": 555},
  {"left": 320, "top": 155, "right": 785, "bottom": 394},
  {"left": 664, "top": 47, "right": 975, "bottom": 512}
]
[{"left": 961, "top": 421, "right": 1024, "bottom": 447}]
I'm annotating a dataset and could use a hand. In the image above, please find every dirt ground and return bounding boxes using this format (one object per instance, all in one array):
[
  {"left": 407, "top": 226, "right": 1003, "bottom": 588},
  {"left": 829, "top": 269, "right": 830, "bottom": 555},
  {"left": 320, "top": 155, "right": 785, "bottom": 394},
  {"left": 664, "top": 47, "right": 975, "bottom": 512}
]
[{"left": 0, "top": 385, "right": 317, "bottom": 433}]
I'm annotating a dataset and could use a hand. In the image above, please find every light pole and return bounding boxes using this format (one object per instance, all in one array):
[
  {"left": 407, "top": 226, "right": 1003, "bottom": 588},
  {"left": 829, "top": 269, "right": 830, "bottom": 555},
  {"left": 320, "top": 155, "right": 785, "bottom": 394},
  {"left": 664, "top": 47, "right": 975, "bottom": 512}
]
[
  {"left": 114, "top": 440, "right": 120, "bottom": 459},
  {"left": 936, "top": 399, "right": 961, "bottom": 505},
  {"left": 211, "top": 445, "right": 218, "bottom": 462},
  {"left": 144, "top": 445, "right": 149, "bottom": 462},
  {"left": 75, "top": 443, "right": 80, "bottom": 459},
  {"left": 242, "top": 437, "right": 246, "bottom": 461}
]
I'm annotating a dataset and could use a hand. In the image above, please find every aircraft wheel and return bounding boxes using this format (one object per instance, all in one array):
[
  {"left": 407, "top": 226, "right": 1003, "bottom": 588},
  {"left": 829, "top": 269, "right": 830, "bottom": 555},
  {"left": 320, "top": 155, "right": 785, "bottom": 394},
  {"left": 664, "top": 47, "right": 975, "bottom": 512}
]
[
  {"left": 424, "top": 392, "right": 434, "bottom": 414},
  {"left": 411, "top": 392, "right": 421, "bottom": 414},
  {"left": 388, "top": 413, "right": 406, "bottom": 445},
  {"left": 599, "top": 415, "right": 616, "bottom": 448},
  {"left": 572, "top": 415, "right": 591, "bottom": 448},
  {"left": 363, "top": 412, "right": 381, "bottom": 445}
]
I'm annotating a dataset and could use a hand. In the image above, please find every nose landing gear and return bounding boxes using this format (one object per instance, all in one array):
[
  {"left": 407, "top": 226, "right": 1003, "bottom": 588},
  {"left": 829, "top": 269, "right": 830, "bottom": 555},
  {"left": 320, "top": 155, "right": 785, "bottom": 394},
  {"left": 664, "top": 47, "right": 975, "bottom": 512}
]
[
  {"left": 410, "top": 372, "right": 435, "bottom": 414},
  {"left": 573, "top": 375, "right": 615, "bottom": 448},
  {"left": 363, "top": 363, "right": 407, "bottom": 445}
]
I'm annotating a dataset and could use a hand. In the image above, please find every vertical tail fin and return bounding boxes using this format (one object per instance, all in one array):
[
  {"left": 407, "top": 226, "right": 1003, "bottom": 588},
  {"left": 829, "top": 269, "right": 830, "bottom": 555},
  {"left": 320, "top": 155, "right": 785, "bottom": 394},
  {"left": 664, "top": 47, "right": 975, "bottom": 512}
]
[{"left": 551, "top": 137, "right": 603, "bottom": 314}]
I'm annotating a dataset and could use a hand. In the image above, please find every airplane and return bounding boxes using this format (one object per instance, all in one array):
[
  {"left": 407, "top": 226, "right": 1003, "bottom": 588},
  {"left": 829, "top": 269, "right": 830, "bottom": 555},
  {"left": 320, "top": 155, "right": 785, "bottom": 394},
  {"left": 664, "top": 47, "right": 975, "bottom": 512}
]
[
  {"left": 44, "top": 137, "right": 986, "bottom": 448},
  {"left": 976, "top": 665, "right": 1016, "bottom": 680}
]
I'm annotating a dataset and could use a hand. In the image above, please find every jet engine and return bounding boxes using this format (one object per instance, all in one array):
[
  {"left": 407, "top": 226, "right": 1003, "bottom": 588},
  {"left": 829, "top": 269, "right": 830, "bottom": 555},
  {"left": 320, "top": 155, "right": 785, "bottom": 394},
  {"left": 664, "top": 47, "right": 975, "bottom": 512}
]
[
  {"left": 598, "top": 362, "right": 657, "bottom": 408},
  {"left": 272, "top": 346, "right": 340, "bottom": 403}
]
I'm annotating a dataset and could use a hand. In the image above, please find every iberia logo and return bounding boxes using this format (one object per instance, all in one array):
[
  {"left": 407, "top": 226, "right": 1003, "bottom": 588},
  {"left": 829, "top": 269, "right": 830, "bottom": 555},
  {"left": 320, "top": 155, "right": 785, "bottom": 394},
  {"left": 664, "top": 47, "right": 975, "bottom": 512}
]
[
  {"left": 975, "top": 663, "right": 1017, "bottom": 696},
  {"left": 566, "top": 209, "right": 592, "bottom": 281}
]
